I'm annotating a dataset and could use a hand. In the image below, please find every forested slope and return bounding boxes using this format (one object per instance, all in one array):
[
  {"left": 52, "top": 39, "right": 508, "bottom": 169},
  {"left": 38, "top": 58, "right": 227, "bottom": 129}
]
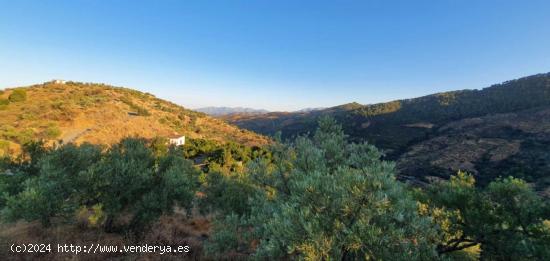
[{"left": 225, "top": 73, "right": 550, "bottom": 193}]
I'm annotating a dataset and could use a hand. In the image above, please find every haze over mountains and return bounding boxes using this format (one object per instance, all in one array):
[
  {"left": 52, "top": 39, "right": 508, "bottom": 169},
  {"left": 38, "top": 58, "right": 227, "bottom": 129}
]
[
  {"left": 196, "top": 106, "right": 326, "bottom": 116},
  {"left": 195, "top": 106, "right": 269, "bottom": 116}
]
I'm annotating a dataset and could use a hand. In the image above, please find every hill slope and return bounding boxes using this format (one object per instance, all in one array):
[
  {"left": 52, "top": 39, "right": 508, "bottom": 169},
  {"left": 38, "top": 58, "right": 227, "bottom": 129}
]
[
  {"left": 0, "top": 81, "right": 269, "bottom": 154},
  {"left": 225, "top": 73, "right": 550, "bottom": 192},
  {"left": 396, "top": 105, "right": 550, "bottom": 196},
  {"left": 226, "top": 73, "right": 550, "bottom": 155}
]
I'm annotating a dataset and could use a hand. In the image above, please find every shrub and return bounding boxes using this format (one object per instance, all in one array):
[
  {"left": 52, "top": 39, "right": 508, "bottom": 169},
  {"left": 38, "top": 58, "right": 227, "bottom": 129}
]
[
  {"left": 50, "top": 100, "right": 66, "bottom": 110},
  {"left": 206, "top": 117, "right": 440, "bottom": 260},
  {"left": 158, "top": 117, "right": 168, "bottom": 125},
  {"left": 198, "top": 171, "right": 256, "bottom": 216},
  {"left": 14, "top": 129, "right": 35, "bottom": 144},
  {"left": 120, "top": 96, "right": 150, "bottom": 116},
  {"left": 0, "top": 99, "right": 9, "bottom": 110},
  {"left": 76, "top": 204, "right": 106, "bottom": 229},
  {"left": 44, "top": 124, "right": 61, "bottom": 139},
  {"left": 0, "top": 140, "right": 9, "bottom": 154},
  {"left": 8, "top": 89, "right": 27, "bottom": 102},
  {"left": 135, "top": 106, "right": 150, "bottom": 116}
]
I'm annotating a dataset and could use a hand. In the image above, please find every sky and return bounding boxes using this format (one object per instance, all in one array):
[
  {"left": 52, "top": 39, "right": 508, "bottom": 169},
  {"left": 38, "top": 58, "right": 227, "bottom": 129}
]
[{"left": 1, "top": 1, "right": 550, "bottom": 111}]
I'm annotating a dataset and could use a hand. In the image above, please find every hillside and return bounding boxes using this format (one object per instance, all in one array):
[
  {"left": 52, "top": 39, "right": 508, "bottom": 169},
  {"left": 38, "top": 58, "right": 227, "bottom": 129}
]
[
  {"left": 226, "top": 73, "right": 550, "bottom": 152},
  {"left": 225, "top": 73, "right": 550, "bottom": 192},
  {"left": 397, "top": 106, "right": 550, "bottom": 196},
  {"left": 0, "top": 81, "right": 269, "bottom": 155}
]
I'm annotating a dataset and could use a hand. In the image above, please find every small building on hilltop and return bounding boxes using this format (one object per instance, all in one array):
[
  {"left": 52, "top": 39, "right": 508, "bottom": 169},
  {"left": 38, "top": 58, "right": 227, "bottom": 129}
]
[
  {"left": 52, "top": 79, "right": 66, "bottom": 84},
  {"left": 168, "top": 135, "right": 186, "bottom": 146}
]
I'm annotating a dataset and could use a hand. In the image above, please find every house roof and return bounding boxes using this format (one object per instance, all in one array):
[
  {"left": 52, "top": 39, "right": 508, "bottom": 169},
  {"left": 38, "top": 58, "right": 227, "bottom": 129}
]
[{"left": 168, "top": 135, "right": 185, "bottom": 139}]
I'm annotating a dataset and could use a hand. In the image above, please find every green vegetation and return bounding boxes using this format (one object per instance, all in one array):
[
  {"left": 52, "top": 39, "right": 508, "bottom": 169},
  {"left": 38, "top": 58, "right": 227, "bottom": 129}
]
[
  {"left": 202, "top": 117, "right": 549, "bottom": 259},
  {"left": 0, "top": 126, "right": 34, "bottom": 144},
  {"left": 0, "top": 140, "right": 9, "bottom": 156},
  {"left": 0, "top": 99, "right": 8, "bottom": 110},
  {"left": 418, "top": 172, "right": 550, "bottom": 259},
  {"left": 44, "top": 123, "right": 61, "bottom": 139},
  {"left": 1, "top": 115, "right": 548, "bottom": 259},
  {"left": 206, "top": 117, "right": 440, "bottom": 259},
  {"left": 182, "top": 138, "right": 270, "bottom": 172},
  {"left": 1, "top": 139, "right": 199, "bottom": 232},
  {"left": 120, "top": 96, "right": 150, "bottom": 116},
  {"left": 230, "top": 73, "right": 550, "bottom": 152},
  {"left": 228, "top": 72, "right": 550, "bottom": 196},
  {"left": 8, "top": 89, "right": 27, "bottom": 102}
]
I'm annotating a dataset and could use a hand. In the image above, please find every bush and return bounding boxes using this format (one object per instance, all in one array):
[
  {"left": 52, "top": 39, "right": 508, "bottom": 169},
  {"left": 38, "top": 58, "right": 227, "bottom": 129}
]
[
  {"left": 206, "top": 117, "right": 440, "bottom": 260},
  {"left": 120, "top": 96, "right": 150, "bottom": 116},
  {"left": 0, "top": 99, "right": 9, "bottom": 110},
  {"left": 198, "top": 171, "right": 256, "bottom": 216},
  {"left": 135, "top": 106, "right": 150, "bottom": 116},
  {"left": 44, "top": 124, "right": 61, "bottom": 139},
  {"left": 76, "top": 204, "right": 106, "bottom": 229},
  {"left": 14, "top": 129, "right": 35, "bottom": 144},
  {"left": 8, "top": 89, "right": 27, "bottom": 102},
  {"left": 0, "top": 140, "right": 9, "bottom": 155}
]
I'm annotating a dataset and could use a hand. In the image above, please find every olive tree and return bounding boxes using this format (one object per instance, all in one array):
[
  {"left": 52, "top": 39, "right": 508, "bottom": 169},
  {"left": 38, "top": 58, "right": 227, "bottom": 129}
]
[
  {"left": 422, "top": 172, "right": 550, "bottom": 260},
  {"left": 207, "top": 117, "right": 440, "bottom": 260}
]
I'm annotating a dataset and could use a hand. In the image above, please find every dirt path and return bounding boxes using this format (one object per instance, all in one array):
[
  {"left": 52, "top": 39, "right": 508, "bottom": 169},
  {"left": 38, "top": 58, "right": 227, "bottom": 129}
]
[{"left": 61, "top": 128, "right": 93, "bottom": 144}]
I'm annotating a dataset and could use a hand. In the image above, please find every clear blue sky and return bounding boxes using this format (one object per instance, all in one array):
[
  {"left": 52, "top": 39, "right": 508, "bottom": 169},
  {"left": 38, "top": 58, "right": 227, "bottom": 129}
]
[{"left": 1, "top": 1, "right": 550, "bottom": 111}]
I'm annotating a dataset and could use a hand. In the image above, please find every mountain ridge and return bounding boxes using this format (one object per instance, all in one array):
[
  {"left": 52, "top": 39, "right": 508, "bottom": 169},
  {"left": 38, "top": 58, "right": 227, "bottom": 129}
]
[
  {"left": 195, "top": 106, "right": 269, "bottom": 116},
  {"left": 223, "top": 72, "right": 550, "bottom": 194}
]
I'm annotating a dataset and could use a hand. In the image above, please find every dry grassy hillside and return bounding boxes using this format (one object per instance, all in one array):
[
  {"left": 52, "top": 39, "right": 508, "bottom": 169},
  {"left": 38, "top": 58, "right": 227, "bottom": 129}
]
[{"left": 0, "top": 81, "right": 269, "bottom": 155}]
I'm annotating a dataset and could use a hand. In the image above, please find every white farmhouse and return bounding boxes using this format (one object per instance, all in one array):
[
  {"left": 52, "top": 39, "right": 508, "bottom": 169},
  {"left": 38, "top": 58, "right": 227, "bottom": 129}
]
[
  {"left": 52, "top": 79, "right": 66, "bottom": 84},
  {"left": 168, "top": 135, "right": 185, "bottom": 146}
]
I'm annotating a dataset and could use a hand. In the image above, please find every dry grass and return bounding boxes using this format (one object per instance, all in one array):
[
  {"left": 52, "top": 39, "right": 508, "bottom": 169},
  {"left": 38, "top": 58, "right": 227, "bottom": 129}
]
[
  {"left": 0, "top": 82, "right": 270, "bottom": 155},
  {"left": 0, "top": 213, "right": 212, "bottom": 260}
]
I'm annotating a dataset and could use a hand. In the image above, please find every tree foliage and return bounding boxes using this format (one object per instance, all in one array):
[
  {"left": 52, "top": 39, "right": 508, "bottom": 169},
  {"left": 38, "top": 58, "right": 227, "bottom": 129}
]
[
  {"left": 183, "top": 138, "right": 270, "bottom": 172},
  {"left": 206, "top": 116, "right": 440, "bottom": 260},
  {"left": 1, "top": 114, "right": 548, "bottom": 260},
  {"left": 419, "top": 171, "right": 550, "bottom": 260},
  {"left": 1, "top": 138, "right": 199, "bottom": 233}
]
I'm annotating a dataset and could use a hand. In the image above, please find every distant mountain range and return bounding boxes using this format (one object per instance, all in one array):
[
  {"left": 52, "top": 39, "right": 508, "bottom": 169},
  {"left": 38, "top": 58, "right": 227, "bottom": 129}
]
[
  {"left": 224, "top": 73, "right": 550, "bottom": 196},
  {"left": 196, "top": 106, "right": 326, "bottom": 116},
  {"left": 195, "top": 106, "right": 269, "bottom": 116},
  {"left": 294, "top": 107, "right": 325, "bottom": 113}
]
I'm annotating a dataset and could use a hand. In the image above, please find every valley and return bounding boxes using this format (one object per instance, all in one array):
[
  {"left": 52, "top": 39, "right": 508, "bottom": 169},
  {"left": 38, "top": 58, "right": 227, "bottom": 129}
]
[{"left": 223, "top": 73, "right": 550, "bottom": 194}]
